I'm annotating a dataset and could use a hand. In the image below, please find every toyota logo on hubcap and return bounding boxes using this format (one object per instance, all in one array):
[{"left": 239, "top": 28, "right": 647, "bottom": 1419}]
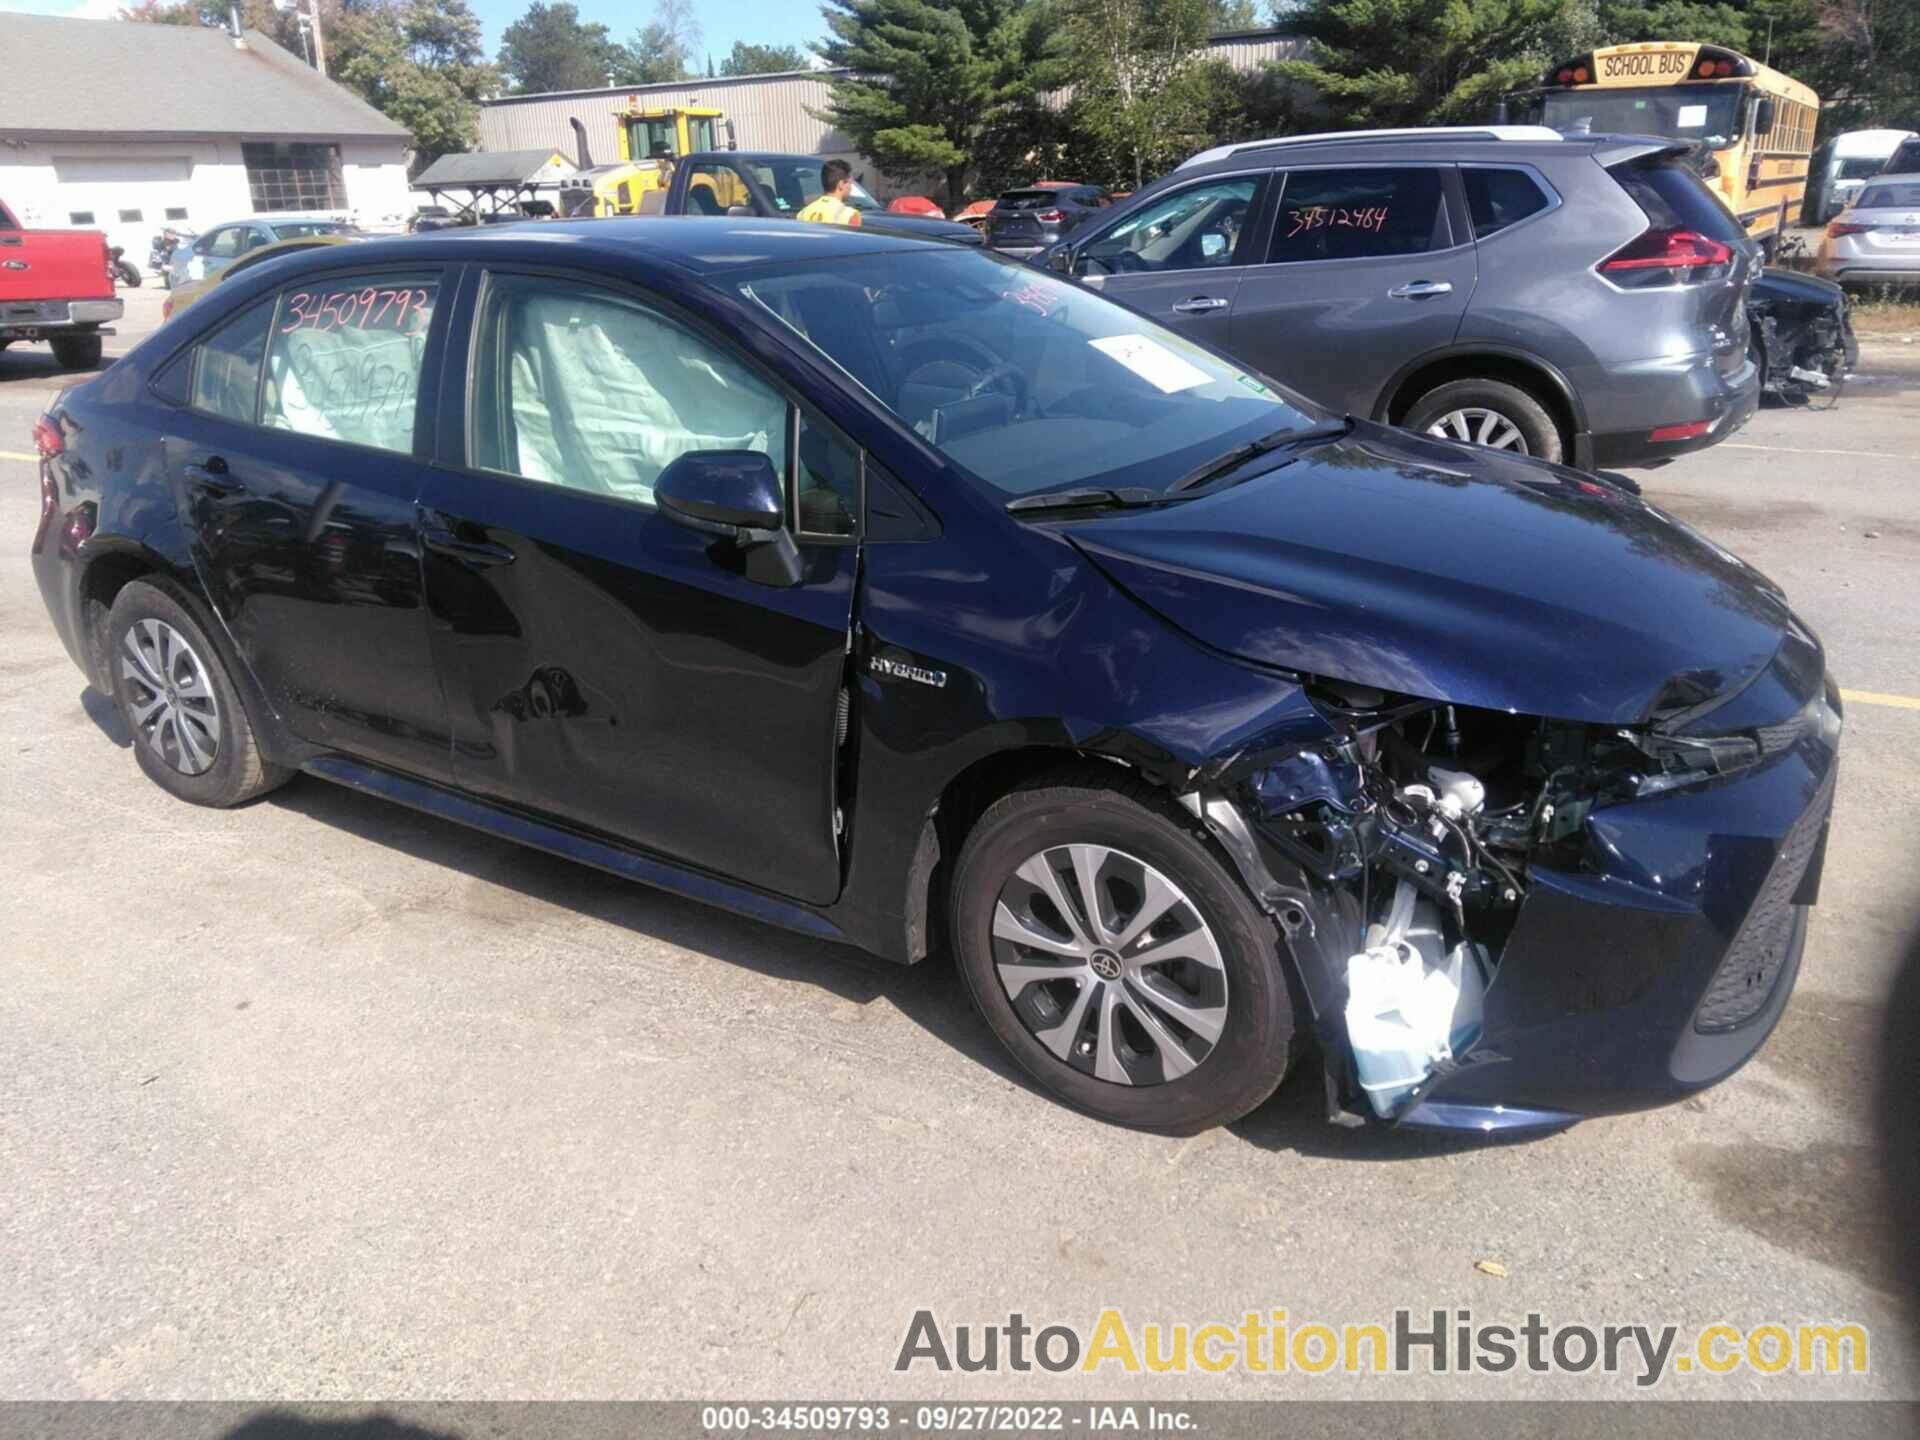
[{"left": 1089, "top": 949, "right": 1122, "bottom": 980}]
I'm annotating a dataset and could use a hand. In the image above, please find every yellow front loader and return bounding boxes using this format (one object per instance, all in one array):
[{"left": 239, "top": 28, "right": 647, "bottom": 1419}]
[{"left": 558, "top": 98, "right": 739, "bottom": 217}]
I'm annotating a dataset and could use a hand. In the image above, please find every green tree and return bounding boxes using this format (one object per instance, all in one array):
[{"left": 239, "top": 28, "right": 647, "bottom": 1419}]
[
  {"left": 1271, "top": 0, "right": 1575, "bottom": 127},
  {"left": 817, "top": 0, "right": 1068, "bottom": 204},
  {"left": 336, "top": 0, "right": 498, "bottom": 164},
  {"left": 117, "top": 2, "right": 201, "bottom": 24},
  {"left": 721, "top": 40, "right": 811, "bottom": 74},
  {"left": 1064, "top": 0, "right": 1232, "bottom": 188},
  {"left": 497, "top": 1, "right": 621, "bottom": 93}
]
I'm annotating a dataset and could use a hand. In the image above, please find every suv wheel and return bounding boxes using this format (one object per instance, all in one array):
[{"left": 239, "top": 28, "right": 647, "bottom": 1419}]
[
  {"left": 950, "top": 769, "right": 1295, "bottom": 1134},
  {"left": 1404, "top": 378, "right": 1562, "bottom": 462},
  {"left": 107, "top": 579, "right": 290, "bottom": 807}
]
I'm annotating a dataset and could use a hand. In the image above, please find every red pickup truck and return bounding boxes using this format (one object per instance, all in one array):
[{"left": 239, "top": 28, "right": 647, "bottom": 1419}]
[{"left": 1, "top": 197, "right": 122, "bottom": 370}]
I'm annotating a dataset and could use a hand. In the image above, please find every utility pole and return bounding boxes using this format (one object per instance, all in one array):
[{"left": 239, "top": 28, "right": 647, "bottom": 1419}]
[{"left": 308, "top": 0, "right": 328, "bottom": 78}]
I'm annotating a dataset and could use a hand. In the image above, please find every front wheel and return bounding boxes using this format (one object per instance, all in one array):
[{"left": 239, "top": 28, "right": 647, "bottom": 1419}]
[
  {"left": 950, "top": 770, "right": 1296, "bottom": 1134},
  {"left": 1403, "top": 378, "right": 1562, "bottom": 462}
]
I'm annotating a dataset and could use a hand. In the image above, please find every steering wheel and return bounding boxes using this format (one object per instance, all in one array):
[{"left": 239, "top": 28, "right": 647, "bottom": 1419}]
[{"left": 963, "top": 360, "right": 1029, "bottom": 417}]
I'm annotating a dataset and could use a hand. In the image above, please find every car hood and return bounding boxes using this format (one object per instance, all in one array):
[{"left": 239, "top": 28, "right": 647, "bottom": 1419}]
[
  {"left": 1752, "top": 266, "right": 1847, "bottom": 310},
  {"left": 1065, "top": 423, "right": 1795, "bottom": 726},
  {"left": 860, "top": 213, "right": 982, "bottom": 244}
]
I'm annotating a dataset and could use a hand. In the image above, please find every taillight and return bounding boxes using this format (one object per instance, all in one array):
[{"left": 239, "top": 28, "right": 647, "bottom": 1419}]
[
  {"left": 32, "top": 415, "right": 63, "bottom": 458},
  {"left": 1827, "top": 219, "right": 1872, "bottom": 238},
  {"left": 1036, "top": 209, "right": 1064, "bottom": 223},
  {"left": 1599, "top": 228, "right": 1734, "bottom": 286}
]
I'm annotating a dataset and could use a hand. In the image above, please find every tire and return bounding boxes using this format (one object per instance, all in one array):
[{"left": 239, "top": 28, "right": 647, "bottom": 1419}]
[
  {"left": 950, "top": 768, "right": 1295, "bottom": 1134},
  {"left": 50, "top": 332, "right": 102, "bottom": 370},
  {"left": 106, "top": 578, "right": 290, "bottom": 808},
  {"left": 1403, "top": 378, "right": 1563, "bottom": 462}
]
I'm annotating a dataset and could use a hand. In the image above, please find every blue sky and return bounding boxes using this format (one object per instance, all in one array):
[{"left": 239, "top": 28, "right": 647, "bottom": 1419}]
[
  {"left": 0, "top": 0, "right": 830, "bottom": 68},
  {"left": 470, "top": 0, "right": 828, "bottom": 67}
]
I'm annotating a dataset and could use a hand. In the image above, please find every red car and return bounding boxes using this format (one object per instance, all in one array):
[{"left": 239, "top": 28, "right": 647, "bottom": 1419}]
[
  {"left": 886, "top": 195, "right": 945, "bottom": 219},
  {"left": 0, "top": 197, "right": 122, "bottom": 369}
]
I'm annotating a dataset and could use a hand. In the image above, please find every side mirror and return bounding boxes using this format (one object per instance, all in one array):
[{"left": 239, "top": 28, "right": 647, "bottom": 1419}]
[
  {"left": 654, "top": 450, "right": 802, "bottom": 586},
  {"left": 1046, "top": 246, "right": 1073, "bottom": 274},
  {"left": 1754, "top": 97, "right": 1777, "bottom": 136}
]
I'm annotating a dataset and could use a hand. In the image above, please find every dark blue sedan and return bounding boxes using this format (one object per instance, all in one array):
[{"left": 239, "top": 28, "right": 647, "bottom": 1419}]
[{"left": 30, "top": 219, "right": 1838, "bottom": 1135}]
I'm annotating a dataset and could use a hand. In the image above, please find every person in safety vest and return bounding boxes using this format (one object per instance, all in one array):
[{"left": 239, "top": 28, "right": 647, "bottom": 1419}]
[{"left": 795, "top": 159, "right": 864, "bottom": 226}]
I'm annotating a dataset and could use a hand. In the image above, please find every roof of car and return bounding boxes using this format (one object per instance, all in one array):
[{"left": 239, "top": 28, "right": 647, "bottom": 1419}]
[{"left": 258, "top": 217, "right": 946, "bottom": 278}]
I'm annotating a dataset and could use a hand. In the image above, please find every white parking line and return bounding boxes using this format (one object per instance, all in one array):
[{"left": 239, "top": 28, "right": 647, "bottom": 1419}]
[{"left": 1719, "top": 442, "right": 1920, "bottom": 460}]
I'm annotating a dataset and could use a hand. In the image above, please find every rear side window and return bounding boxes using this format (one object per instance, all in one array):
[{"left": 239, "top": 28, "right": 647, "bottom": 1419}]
[
  {"left": 190, "top": 299, "right": 274, "bottom": 422},
  {"left": 1887, "top": 140, "right": 1920, "bottom": 174},
  {"left": 1462, "top": 167, "right": 1552, "bottom": 238},
  {"left": 261, "top": 275, "right": 438, "bottom": 454},
  {"left": 1268, "top": 168, "right": 1450, "bottom": 263},
  {"left": 1609, "top": 160, "right": 1747, "bottom": 245}
]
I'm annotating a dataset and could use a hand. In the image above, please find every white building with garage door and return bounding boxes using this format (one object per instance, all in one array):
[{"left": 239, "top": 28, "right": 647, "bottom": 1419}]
[{"left": 0, "top": 14, "right": 412, "bottom": 269}]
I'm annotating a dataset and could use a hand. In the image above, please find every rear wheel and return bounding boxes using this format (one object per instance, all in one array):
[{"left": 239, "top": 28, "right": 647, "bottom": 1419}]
[
  {"left": 107, "top": 579, "right": 290, "bottom": 808},
  {"left": 1404, "top": 378, "right": 1562, "bottom": 462},
  {"left": 50, "top": 332, "right": 102, "bottom": 370},
  {"left": 951, "top": 770, "right": 1295, "bottom": 1133}
]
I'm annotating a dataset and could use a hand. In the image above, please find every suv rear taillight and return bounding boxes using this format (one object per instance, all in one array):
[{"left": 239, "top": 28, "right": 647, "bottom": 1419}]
[
  {"left": 1599, "top": 228, "right": 1734, "bottom": 287},
  {"left": 1035, "top": 209, "right": 1064, "bottom": 223}
]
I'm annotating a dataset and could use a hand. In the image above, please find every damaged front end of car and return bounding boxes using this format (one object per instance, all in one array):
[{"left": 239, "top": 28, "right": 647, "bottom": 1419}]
[
  {"left": 1750, "top": 268, "right": 1859, "bottom": 402},
  {"left": 1175, "top": 658, "right": 1841, "bottom": 1136}
]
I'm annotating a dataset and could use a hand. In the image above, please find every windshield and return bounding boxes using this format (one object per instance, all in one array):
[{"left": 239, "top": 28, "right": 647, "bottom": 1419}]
[
  {"left": 1838, "top": 156, "right": 1892, "bottom": 180},
  {"left": 743, "top": 158, "right": 881, "bottom": 214},
  {"left": 1542, "top": 83, "right": 1746, "bottom": 149},
  {"left": 732, "top": 250, "right": 1315, "bottom": 500},
  {"left": 275, "top": 221, "right": 356, "bottom": 239}
]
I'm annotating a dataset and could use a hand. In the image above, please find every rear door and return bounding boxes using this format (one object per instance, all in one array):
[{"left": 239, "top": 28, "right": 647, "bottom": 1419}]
[
  {"left": 1228, "top": 164, "right": 1475, "bottom": 417},
  {"left": 417, "top": 268, "right": 859, "bottom": 904},
  {"left": 164, "top": 267, "right": 453, "bottom": 780},
  {"left": 1070, "top": 173, "right": 1272, "bottom": 350}
]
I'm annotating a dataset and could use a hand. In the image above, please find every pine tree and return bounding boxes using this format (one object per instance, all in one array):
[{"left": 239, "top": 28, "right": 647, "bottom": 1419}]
[
  {"left": 818, "top": 0, "right": 1067, "bottom": 203},
  {"left": 1271, "top": 0, "right": 1578, "bottom": 128}
]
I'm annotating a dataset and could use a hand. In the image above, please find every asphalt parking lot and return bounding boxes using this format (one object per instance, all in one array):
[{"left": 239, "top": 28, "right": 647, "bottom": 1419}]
[{"left": 2, "top": 287, "right": 1917, "bottom": 1402}]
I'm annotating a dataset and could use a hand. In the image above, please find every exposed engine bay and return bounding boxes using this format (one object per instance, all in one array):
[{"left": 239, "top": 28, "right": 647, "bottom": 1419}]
[
  {"left": 1749, "top": 268, "right": 1857, "bottom": 404},
  {"left": 1193, "top": 676, "right": 1836, "bottom": 1124}
]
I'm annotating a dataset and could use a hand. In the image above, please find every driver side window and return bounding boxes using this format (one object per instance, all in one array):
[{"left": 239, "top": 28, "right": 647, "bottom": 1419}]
[
  {"left": 1079, "top": 177, "right": 1261, "bottom": 276},
  {"left": 469, "top": 275, "right": 788, "bottom": 511}
]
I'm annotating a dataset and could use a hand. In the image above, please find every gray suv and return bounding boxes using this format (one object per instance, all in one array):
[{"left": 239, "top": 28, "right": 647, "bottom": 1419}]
[{"left": 1040, "top": 126, "right": 1760, "bottom": 469}]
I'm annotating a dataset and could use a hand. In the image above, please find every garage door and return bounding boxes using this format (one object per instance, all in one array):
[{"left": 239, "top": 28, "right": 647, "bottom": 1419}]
[{"left": 52, "top": 155, "right": 195, "bottom": 270}]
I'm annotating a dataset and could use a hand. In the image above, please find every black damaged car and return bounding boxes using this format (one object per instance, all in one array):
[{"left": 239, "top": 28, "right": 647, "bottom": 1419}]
[{"left": 31, "top": 220, "right": 1839, "bottom": 1135}]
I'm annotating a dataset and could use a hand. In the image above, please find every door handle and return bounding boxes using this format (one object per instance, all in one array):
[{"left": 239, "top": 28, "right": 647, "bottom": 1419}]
[
  {"left": 1171, "top": 296, "right": 1230, "bottom": 314},
  {"left": 422, "top": 523, "right": 516, "bottom": 567},
  {"left": 183, "top": 458, "right": 240, "bottom": 497},
  {"left": 1388, "top": 280, "right": 1454, "bottom": 299}
]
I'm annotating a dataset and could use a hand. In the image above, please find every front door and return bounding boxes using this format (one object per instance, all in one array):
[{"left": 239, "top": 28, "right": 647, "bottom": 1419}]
[
  {"left": 418, "top": 270, "right": 859, "bottom": 904},
  {"left": 167, "top": 267, "right": 452, "bottom": 780},
  {"left": 1228, "top": 164, "right": 1476, "bottom": 418},
  {"left": 1071, "top": 173, "right": 1272, "bottom": 351}
]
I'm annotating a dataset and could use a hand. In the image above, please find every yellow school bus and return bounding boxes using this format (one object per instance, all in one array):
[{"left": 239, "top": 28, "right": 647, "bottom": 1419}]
[{"left": 1527, "top": 42, "right": 1819, "bottom": 253}]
